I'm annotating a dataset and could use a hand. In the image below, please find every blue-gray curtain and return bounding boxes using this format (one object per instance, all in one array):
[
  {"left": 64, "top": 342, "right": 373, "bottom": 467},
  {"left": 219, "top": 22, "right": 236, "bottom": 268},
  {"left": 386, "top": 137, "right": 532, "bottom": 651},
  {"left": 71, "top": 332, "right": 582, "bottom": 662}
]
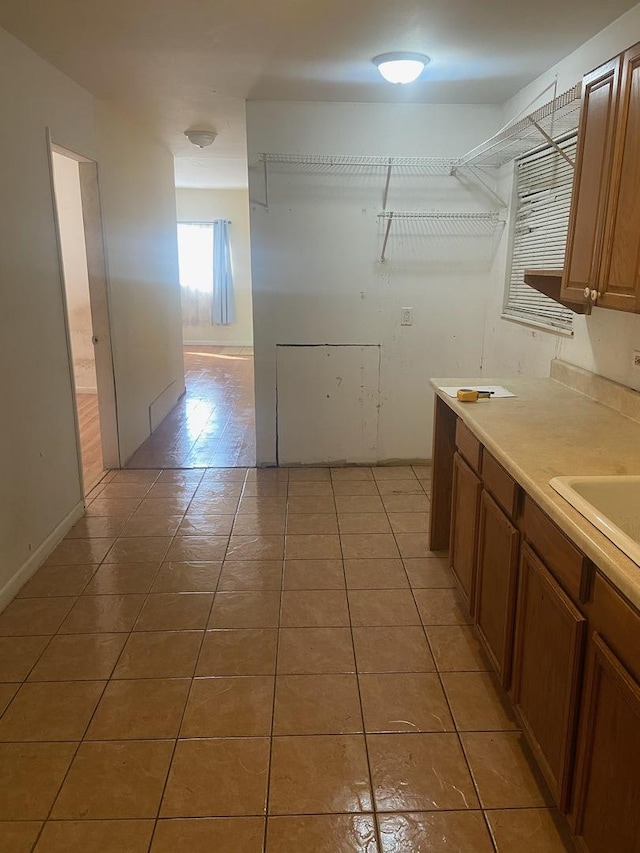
[{"left": 212, "top": 219, "right": 235, "bottom": 325}]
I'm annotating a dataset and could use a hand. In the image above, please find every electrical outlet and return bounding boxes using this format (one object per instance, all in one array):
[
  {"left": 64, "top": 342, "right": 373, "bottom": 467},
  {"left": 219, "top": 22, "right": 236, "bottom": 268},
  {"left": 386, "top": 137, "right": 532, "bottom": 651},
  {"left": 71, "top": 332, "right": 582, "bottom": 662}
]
[
  {"left": 401, "top": 307, "right": 413, "bottom": 326},
  {"left": 633, "top": 350, "right": 640, "bottom": 369}
]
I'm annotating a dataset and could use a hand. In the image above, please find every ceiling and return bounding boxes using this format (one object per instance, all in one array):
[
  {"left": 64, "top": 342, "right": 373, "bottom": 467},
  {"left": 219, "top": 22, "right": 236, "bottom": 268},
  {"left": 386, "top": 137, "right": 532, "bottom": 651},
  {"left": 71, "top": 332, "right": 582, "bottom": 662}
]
[{"left": 0, "top": 0, "right": 636, "bottom": 189}]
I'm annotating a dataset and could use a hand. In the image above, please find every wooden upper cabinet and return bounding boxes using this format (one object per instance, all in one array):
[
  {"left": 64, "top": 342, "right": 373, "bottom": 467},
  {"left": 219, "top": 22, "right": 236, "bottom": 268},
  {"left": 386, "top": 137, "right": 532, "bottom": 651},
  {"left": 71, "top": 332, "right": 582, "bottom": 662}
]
[
  {"left": 511, "top": 544, "right": 586, "bottom": 811},
  {"left": 449, "top": 451, "right": 482, "bottom": 611},
  {"left": 572, "top": 633, "right": 640, "bottom": 853},
  {"left": 562, "top": 56, "right": 621, "bottom": 304},
  {"left": 599, "top": 42, "right": 640, "bottom": 311}
]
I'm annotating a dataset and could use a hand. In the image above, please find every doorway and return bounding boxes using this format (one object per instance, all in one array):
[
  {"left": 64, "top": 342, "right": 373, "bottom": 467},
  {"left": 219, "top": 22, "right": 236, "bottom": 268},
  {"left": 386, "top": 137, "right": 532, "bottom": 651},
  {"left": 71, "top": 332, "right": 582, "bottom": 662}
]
[
  {"left": 125, "top": 189, "right": 256, "bottom": 468},
  {"left": 49, "top": 142, "right": 120, "bottom": 494}
]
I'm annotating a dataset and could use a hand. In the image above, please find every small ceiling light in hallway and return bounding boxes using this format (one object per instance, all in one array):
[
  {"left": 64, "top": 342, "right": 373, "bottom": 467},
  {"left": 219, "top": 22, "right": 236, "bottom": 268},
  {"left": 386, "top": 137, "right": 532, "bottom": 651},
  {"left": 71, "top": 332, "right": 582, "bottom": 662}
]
[
  {"left": 184, "top": 130, "right": 218, "bottom": 148},
  {"left": 373, "top": 52, "right": 430, "bottom": 84}
]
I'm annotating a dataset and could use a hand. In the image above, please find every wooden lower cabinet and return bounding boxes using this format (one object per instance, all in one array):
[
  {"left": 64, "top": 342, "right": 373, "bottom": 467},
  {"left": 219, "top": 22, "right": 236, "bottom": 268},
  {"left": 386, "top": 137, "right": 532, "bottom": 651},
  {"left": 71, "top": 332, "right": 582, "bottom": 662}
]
[
  {"left": 572, "top": 633, "right": 640, "bottom": 853},
  {"left": 432, "top": 401, "right": 640, "bottom": 851},
  {"left": 449, "top": 452, "right": 482, "bottom": 610},
  {"left": 475, "top": 491, "right": 519, "bottom": 687},
  {"left": 511, "top": 544, "right": 586, "bottom": 811}
]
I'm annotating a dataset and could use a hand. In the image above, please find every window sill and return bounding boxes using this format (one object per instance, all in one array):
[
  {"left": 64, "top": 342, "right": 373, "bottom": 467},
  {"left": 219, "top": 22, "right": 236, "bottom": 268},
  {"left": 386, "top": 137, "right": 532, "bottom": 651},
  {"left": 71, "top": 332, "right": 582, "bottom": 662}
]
[{"left": 500, "top": 312, "right": 574, "bottom": 337}]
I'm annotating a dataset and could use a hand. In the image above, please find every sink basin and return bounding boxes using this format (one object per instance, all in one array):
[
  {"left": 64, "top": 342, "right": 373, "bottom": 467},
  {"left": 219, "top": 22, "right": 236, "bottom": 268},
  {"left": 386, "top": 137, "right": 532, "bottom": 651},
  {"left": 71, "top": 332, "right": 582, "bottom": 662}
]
[{"left": 550, "top": 476, "right": 640, "bottom": 568}]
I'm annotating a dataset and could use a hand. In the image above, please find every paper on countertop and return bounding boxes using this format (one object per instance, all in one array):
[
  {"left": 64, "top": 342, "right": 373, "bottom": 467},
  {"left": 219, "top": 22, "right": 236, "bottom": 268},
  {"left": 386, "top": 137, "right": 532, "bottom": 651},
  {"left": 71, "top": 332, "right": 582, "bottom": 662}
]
[{"left": 440, "top": 385, "right": 516, "bottom": 399}]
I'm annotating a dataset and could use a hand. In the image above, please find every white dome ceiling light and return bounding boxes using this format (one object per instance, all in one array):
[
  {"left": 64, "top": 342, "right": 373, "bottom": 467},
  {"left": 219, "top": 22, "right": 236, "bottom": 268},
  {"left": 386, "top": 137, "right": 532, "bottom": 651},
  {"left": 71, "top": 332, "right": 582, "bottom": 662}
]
[
  {"left": 373, "top": 52, "right": 430, "bottom": 85},
  {"left": 184, "top": 130, "right": 218, "bottom": 148}
]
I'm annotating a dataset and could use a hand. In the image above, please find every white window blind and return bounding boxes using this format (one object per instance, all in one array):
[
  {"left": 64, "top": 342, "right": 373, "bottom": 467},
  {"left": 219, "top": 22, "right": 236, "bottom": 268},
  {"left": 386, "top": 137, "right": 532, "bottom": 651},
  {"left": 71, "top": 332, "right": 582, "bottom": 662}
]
[{"left": 504, "top": 134, "right": 577, "bottom": 331}]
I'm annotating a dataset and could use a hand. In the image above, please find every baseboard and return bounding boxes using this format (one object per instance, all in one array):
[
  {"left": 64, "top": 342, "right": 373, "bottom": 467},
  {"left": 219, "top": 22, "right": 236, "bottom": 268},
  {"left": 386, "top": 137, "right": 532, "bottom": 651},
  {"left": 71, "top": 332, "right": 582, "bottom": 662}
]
[
  {"left": 0, "top": 501, "right": 86, "bottom": 612},
  {"left": 183, "top": 340, "right": 253, "bottom": 347},
  {"left": 75, "top": 386, "right": 98, "bottom": 394},
  {"left": 149, "top": 379, "right": 185, "bottom": 433}
]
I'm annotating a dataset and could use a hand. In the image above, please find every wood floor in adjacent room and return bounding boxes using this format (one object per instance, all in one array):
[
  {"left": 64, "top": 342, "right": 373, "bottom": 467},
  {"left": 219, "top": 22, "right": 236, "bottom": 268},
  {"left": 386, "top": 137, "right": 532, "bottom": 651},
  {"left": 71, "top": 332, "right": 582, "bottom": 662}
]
[
  {"left": 76, "top": 393, "right": 105, "bottom": 494},
  {"left": 126, "top": 346, "right": 256, "bottom": 470}
]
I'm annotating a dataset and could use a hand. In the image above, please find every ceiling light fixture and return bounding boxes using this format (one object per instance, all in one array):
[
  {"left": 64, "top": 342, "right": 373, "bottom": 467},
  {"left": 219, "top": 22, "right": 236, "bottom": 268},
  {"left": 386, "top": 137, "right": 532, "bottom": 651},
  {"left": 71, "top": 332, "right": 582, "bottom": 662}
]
[
  {"left": 184, "top": 130, "right": 218, "bottom": 148},
  {"left": 373, "top": 52, "right": 430, "bottom": 84}
]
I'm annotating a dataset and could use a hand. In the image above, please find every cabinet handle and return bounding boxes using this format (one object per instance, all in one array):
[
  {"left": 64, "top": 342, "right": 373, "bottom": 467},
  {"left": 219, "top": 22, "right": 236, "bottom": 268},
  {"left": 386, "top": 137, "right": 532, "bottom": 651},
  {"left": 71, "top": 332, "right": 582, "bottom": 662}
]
[
  {"left": 583, "top": 287, "right": 591, "bottom": 299},
  {"left": 590, "top": 289, "right": 599, "bottom": 304}
]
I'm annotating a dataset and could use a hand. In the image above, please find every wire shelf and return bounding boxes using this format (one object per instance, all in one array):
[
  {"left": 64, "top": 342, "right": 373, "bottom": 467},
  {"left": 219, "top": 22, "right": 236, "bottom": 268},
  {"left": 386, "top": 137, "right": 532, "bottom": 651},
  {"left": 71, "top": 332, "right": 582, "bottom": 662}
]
[
  {"left": 458, "top": 83, "right": 582, "bottom": 168},
  {"left": 377, "top": 210, "right": 500, "bottom": 221},
  {"left": 260, "top": 152, "right": 455, "bottom": 172},
  {"left": 377, "top": 210, "right": 504, "bottom": 261}
]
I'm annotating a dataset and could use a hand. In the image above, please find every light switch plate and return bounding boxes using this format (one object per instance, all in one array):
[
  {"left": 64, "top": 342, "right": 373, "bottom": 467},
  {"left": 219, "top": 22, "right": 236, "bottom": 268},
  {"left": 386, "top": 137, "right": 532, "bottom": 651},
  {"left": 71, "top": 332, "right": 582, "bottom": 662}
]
[{"left": 401, "top": 307, "right": 413, "bottom": 326}]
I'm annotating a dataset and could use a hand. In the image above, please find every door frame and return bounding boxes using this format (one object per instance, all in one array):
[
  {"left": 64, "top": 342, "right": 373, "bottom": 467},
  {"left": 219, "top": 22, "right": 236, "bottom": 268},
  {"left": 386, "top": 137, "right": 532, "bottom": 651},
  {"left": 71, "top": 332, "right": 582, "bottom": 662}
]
[{"left": 47, "top": 131, "right": 121, "bottom": 493}]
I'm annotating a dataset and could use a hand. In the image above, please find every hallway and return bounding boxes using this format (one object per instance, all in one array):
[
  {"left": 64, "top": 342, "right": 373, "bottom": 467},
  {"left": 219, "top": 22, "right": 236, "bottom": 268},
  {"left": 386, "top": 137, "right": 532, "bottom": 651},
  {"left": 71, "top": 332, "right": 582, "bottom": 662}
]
[
  {"left": 125, "top": 346, "right": 255, "bottom": 469},
  {"left": 0, "top": 465, "right": 574, "bottom": 852}
]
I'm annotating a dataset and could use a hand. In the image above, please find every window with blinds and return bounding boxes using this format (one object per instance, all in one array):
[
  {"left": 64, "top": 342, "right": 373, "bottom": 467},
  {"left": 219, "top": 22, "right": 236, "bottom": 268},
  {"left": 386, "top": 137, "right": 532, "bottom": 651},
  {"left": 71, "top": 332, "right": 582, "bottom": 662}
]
[{"left": 503, "top": 134, "right": 578, "bottom": 331}]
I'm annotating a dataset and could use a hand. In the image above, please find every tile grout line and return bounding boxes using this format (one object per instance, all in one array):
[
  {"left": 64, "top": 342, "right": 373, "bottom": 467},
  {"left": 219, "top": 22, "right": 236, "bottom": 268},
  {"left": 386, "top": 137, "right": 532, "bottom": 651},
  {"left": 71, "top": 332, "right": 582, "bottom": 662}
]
[
  {"left": 262, "top": 467, "right": 290, "bottom": 851},
  {"left": 144, "top": 465, "right": 248, "bottom": 853},
  {"left": 28, "top": 665, "right": 115, "bottom": 851},
  {"left": 334, "top": 468, "right": 384, "bottom": 852}
]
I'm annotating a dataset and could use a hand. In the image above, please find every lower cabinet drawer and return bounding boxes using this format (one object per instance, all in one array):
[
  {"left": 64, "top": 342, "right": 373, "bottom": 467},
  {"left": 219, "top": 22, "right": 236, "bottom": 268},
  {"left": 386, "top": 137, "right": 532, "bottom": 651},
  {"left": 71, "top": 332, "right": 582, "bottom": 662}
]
[
  {"left": 589, "top": 572, "right": 640, "bottom": 682},
  {"left": 481, "top": 449, "right": 520, "bottom": 519},
  {"left": 522, "top": 496, "right": 588, "bottom": 601},
  {"left": 455, "top": 418, "right": 482, "bottom": 473}
]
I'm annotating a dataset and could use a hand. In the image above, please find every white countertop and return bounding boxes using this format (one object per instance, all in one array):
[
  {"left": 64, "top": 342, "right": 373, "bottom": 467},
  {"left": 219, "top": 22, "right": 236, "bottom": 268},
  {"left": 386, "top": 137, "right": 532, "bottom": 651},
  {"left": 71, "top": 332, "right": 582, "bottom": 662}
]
[{"left": 431, "top": 375, "right": 640, "bottom": 610}]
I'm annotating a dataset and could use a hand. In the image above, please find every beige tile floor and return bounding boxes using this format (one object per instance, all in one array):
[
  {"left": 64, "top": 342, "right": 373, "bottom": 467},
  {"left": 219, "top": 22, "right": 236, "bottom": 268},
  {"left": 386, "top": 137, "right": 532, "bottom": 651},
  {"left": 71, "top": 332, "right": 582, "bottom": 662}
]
[{"left": 0, "top": 465, "right": 577, "bottom": 852}]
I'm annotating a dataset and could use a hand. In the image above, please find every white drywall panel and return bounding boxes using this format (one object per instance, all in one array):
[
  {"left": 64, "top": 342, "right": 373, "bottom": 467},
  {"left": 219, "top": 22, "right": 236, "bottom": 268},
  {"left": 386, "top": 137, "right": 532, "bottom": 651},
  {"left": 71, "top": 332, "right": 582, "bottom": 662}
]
[
  {"left": 95, "top": 102, "right": 185, "bottom": 462},
  {"left": 0, "top": 24, "right": 184, "bottom": 603},
  {"left": 247, "top": 100, "right": 502, "bottom": 465},
  {"left": 277, "top": 345, "right": 380, "bottom": 465}
]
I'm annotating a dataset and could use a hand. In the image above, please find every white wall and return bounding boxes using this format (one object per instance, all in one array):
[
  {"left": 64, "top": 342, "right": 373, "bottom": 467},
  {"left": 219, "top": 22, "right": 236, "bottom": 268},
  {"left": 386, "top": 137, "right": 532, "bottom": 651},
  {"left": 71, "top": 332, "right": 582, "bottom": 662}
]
[
  {"left": 0, "top": 24, "right": 184, "bottom": 605},
  {"left": 247, "top": 101, "right": 501, "bottom": 465},
  {"left": 481, "top": 3, "right": 640, "bottom": 391},
  {"left": 175, "top": 188, "right": 254, "bottom": 346},
  {"left": 95, "top": 102, "right": 185, "bottom": 461},
  {"left": 52, "top": 152, "right": 97, "bottom": 393}
]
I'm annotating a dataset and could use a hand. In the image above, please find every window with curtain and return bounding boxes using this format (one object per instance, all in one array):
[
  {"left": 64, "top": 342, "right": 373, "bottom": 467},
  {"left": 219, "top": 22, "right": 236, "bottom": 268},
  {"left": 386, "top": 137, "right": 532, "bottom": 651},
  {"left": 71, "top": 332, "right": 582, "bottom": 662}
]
[
  {"left": 177, "top": 220, "right": 235, "bottom": 326},
  {"left": 503, "top": 133, "right": 577, "bottom": 332}
]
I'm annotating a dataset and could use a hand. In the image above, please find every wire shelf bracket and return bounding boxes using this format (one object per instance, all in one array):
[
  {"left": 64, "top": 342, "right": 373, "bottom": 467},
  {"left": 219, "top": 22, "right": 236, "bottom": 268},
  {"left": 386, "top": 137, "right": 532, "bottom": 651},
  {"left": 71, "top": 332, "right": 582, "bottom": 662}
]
[
  {"left": 453, "top": 163, "right": 509, "bottom": 209},
  {"left": 454, "top": 83, "right": 582, "bottom": 170}
]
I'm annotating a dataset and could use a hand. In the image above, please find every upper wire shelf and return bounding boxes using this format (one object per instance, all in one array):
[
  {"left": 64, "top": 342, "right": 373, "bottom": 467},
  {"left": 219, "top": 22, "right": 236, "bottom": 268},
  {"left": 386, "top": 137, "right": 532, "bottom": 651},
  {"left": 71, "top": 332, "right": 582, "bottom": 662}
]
[
  {"left": 377, "top": 211, "right": 500, "bottom": 221},
  {"left": 457, "top": 83, "right": 582, "bottom": 169},
  {"left": 261, "top": 153, "right": 455, "bottom": 170}
]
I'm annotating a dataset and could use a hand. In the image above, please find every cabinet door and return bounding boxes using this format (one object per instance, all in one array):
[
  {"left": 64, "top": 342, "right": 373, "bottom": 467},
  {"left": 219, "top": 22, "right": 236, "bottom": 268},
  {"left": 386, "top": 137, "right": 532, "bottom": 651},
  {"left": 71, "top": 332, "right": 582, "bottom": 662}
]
[
  {"left": 512, "top": 544, "right": 586, "bottom": 811},
  {"left": 562, "top": 56, "right": 621, "bottom": 304},
  {"left": 475, "top": 491, "right": 519, "bottom": 688},
  {"left": 449, "top": 452, "right": 481, "bottom": 611},
  {"left": 599, "top": 42, "right": 640, "bottom": 311},
  {"left": 572, "top": 633, "right": 640, "bottom": 853}
]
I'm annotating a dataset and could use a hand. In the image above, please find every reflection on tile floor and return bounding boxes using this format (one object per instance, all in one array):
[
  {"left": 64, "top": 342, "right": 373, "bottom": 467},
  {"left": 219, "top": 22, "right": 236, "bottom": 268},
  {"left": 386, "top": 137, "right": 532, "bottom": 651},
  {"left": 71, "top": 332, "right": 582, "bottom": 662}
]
[
  {"left": 0, "top": 465, "right": 576, "bottom": 852},
  {"left": 126, "top": 346, "right": 255, "bottom": 469}
]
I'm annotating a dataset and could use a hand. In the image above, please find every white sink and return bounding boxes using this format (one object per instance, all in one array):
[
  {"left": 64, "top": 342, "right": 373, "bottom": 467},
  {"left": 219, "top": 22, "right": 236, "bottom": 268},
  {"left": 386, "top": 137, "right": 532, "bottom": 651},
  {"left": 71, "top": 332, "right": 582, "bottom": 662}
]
[{"left": 550, "top": 475, "right": 640, "bottom": 568}]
